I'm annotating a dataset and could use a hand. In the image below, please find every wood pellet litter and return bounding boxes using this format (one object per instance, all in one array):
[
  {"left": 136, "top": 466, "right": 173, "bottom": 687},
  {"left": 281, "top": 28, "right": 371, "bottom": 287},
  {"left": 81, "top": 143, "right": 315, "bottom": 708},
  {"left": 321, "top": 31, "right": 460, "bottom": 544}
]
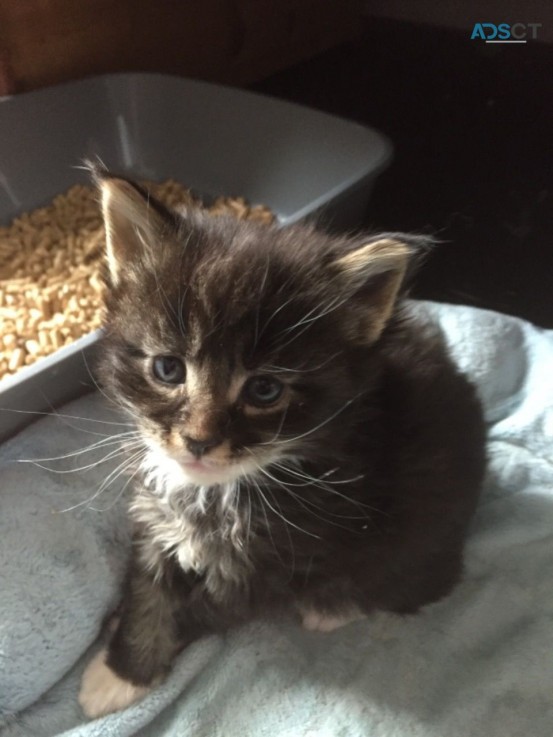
[{"left": 0, "top": 181, "right": 274, "bottom": 382}]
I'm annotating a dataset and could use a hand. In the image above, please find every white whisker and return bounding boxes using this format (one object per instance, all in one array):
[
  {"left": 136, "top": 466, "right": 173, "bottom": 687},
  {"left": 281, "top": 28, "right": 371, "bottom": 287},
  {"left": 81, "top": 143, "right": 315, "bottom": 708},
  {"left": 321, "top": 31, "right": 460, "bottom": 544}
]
[
  {"left": 89, "top": 450, "right": 147, "bottom": 512},
  {"left": 275, "top": 483, "right": 362, "bottom": 532},
  {"left": 273, "top": 296, "right": 350, "bottom": 351},
  {"left": 258, "top": 478, "right": 297, "bottom": 575},
  {"left": 86, "top": 445, "right": 145, "bottom": 498},
  {"left": 278, "top": 295, "right": 343, "bottom": 336},
  {"left": 253, "top": 257, "right": 271, "bottom": 346},
  {"left": 18, "top": 431, "right": 141, "bottom": 464},
  {"left": 24, "top": 440, "right": 144, "bottom": 475},
  {"left": 280, "top": 465, "right": 386, "bottom": 521},
  {"left": 81, "top": 351, "right": 146, "bottom": 425},
  {"left": 249, "top": 464, "right": 321, "bottom": 540},
  {"left": 0, "top": 407, "right": 134, "bottom": 426},
  {"left": 248, "top": 475, "right": 285, "bottom": 563},
  {"left": 262, "top": 352, "right": 342, "bottom": 374},
  {"left": 273, "top": 461, "right": 365, "bottom": 488},
  {"left": 261, "top": 404, "right": 289, "bottom": 446},
  {"left": 271, "top": 463, "right": 373, "bottom": 520},
  {"left": 257, "top": 294, "right": 297, "bottom": 339},
  {"left": 257, "top": 393, "right": 363, "bottom": 447},
  {"left": 57, "top": 447, "right": 146, "bottom": 513}
]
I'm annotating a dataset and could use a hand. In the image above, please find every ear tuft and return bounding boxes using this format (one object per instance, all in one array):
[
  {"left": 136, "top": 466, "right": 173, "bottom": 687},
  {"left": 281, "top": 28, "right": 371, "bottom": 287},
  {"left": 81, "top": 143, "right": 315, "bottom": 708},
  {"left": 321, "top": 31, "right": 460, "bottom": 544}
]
[
  {"left": 83, "top": 157, "right": 109, "bottom": 185},
  {"left": 332, "top": 237, "right": 411, "bottom": 343},
  {"left": 334, "top": 237, "right": 409, "bottom": 287},
  {"left": 94, "top": 174, "right": 168, "bottom": 286}
]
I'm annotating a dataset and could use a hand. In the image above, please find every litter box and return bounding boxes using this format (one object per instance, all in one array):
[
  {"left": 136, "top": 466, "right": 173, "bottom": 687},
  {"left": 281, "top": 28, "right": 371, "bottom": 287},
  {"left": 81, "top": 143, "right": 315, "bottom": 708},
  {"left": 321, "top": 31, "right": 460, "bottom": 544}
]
[{"left": 0, "top": 73, "right": 392, "bottom": 442}]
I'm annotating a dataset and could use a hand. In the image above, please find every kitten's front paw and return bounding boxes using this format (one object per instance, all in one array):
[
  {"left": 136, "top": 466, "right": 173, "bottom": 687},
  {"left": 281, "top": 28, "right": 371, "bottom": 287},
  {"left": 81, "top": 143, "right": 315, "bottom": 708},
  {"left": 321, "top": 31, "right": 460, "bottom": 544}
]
[
  {"left": 301, "top": 607, "right": 366, "bottom": 632},
  {"left": 79, "top": 648, "right": 150, "bottom": 718}
]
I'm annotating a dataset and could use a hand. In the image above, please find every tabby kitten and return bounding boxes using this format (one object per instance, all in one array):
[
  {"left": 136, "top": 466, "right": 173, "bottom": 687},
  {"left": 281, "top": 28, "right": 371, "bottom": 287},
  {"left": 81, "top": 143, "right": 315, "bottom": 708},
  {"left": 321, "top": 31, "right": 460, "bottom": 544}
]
[{"left": 79, "top": 171, "right": 486, "bottom": 718}]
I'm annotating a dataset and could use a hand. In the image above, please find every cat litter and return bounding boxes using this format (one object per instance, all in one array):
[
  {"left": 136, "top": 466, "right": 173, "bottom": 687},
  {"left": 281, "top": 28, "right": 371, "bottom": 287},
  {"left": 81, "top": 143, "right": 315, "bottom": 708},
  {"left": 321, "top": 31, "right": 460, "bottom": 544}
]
[{"left": 0, "top": 182, "right": 273, "bottom": 382}]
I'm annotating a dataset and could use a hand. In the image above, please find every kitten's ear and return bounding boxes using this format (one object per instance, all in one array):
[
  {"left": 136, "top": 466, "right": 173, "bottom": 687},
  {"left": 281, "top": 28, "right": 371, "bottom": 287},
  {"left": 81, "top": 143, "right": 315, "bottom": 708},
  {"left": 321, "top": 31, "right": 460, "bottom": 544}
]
[
  {"left": 92, "top": 169, "right": 170, "bottom": 286},
  {"left": 332, "top": 237, "right": 412, "bottom": 343}
]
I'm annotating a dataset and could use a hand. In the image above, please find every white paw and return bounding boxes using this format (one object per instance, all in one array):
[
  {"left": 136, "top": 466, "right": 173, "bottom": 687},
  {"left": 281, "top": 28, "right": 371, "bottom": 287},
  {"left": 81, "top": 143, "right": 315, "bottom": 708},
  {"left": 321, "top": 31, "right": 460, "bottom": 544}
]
[
  {"left": 301, "top": 607, "right": 366, "bottom": 632},
  {"left": 79, "top": 648, "right": 150, "bottom": 718}
]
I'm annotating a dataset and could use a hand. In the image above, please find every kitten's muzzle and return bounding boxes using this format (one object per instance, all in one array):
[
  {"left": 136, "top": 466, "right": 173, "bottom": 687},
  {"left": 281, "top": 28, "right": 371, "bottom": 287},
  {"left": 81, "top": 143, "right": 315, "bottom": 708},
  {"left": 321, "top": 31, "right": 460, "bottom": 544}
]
[{"left": 185, "top": 435, "right": 222, "bottom": 459}]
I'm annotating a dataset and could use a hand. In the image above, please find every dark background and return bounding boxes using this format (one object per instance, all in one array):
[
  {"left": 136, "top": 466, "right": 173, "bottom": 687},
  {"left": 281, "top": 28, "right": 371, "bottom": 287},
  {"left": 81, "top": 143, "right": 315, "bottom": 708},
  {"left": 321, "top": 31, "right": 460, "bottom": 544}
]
[{"left": 255, "top": 18, "right": 553, "bottom": 328}]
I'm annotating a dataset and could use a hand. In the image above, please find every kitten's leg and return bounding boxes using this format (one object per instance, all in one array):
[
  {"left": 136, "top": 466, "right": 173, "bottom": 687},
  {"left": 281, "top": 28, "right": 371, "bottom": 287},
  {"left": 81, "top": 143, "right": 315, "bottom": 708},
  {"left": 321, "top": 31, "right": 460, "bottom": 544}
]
[
  {"left": 79, "top": 560, "right": 205, "bottom": 719},
  {"left": 368, "top": 549, "right": 466, "bottom": 615}
]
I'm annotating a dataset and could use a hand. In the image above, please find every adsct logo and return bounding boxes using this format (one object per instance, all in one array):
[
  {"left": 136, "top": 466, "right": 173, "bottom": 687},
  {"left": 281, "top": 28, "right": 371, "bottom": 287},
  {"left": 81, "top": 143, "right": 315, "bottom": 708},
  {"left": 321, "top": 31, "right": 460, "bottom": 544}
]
[{"left": 470, "top": 23, "right": 542, "bottom": 43}]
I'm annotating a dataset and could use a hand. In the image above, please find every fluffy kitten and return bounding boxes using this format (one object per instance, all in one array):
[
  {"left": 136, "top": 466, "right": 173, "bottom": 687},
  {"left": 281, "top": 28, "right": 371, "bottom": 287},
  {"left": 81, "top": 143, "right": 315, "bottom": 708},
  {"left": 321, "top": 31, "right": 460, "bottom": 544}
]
[{"left": 79, "top": 171, "right": 486, "bottom": 718}]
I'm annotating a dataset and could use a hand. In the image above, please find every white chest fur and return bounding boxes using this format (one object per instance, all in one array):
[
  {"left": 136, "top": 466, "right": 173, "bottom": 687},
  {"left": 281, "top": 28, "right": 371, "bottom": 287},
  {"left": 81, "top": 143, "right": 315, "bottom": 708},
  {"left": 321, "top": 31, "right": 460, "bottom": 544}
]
[
  {"left": 131, "top": 449, "right": 251, "bottom": 592},
  {"left": 131, "top": 490, "right": 209, "bottom": 573}
]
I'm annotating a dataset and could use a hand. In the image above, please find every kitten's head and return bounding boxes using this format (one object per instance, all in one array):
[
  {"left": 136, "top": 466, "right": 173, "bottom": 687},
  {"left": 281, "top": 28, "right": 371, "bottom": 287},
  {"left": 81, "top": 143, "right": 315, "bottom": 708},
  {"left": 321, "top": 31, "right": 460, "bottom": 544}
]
[{"left": 95, "top": 172, "right": 421, "bottom": 490}]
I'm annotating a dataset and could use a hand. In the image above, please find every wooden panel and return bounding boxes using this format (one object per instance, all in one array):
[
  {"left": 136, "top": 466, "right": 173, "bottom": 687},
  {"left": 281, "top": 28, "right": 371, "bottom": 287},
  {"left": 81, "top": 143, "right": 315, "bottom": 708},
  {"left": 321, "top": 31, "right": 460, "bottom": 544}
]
[{"left": 0, "top": 0, "right": 360, "bottom": 95}]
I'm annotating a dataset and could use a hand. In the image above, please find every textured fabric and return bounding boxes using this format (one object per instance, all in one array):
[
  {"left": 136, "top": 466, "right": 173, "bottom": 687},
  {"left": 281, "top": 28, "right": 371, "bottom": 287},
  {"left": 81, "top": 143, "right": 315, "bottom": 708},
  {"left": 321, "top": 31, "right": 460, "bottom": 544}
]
[{"left": 0, "top": 301, "right": 552, "bottom": 737}]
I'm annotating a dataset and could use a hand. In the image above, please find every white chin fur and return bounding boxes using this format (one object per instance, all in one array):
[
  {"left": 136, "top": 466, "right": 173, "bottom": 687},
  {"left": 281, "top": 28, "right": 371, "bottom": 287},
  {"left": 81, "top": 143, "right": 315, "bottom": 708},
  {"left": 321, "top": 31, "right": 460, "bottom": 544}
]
[
  {"left": 140, "top": 444, "right": 258, "bottom": 497},
  {"left": 180, "top": 464, "right": 245, "bottom": 487}
]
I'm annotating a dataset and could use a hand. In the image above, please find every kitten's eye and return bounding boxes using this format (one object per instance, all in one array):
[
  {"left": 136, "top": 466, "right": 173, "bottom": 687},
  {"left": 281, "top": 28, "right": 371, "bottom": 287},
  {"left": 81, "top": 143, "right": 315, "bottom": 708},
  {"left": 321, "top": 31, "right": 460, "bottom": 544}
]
[
  {"left": 243, "top": 375, "right": 284, "bottom": 407},
  {"left": 152, "top": 356, "right": 186, "bottom": 384}
]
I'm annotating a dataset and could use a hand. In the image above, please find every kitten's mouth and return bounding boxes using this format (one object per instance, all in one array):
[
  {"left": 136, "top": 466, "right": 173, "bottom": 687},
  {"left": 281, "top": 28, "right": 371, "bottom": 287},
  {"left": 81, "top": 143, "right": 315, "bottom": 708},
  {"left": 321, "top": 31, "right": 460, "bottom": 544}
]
[
  {"left": 144, "top": 439, "right": 262, "bottom": 488},
  {"left": 177, "top": 456, "right": 244, "bottom": 485}
]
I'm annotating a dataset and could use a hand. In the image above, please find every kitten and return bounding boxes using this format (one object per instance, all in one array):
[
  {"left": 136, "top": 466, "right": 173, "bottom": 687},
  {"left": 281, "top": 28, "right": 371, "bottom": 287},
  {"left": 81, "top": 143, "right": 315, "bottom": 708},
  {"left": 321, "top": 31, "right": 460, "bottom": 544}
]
[{"left": 79, "top": 170, "right": 486, "bottom": 718}]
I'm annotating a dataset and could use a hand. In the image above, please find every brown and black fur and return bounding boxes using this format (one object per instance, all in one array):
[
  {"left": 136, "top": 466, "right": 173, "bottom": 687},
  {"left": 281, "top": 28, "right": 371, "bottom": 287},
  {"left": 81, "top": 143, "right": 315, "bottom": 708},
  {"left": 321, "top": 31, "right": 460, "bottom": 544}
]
[{"left": 89, "top": 170, "right": 486, "bottom": 694}]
